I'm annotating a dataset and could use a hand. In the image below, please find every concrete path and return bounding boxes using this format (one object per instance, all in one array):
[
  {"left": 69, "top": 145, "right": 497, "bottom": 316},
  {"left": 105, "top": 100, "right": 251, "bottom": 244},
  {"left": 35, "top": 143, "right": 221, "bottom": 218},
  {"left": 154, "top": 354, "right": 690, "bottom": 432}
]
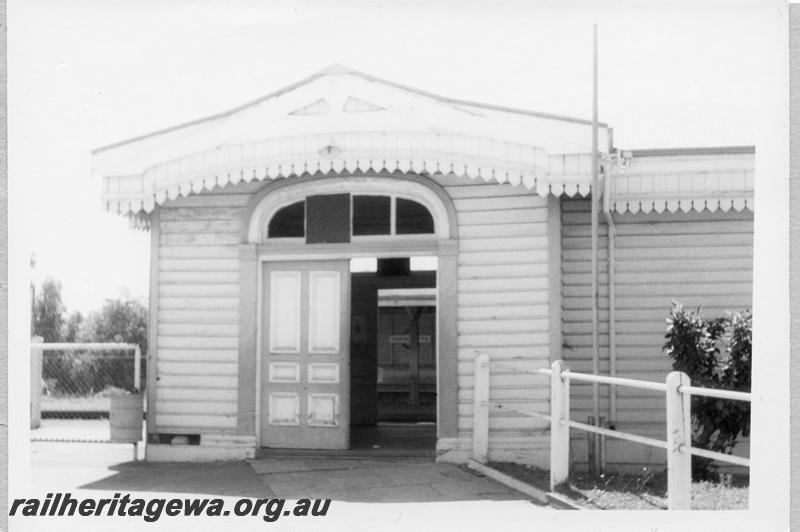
[
  {"left": 29, "top": 442, "right": 530, "bottom": 503},
  {"left": 17, "top": 442, "right": 547, "bottom": 532},
  {"left": 251, "top": 456, "right": 524, "bottom": 502}
]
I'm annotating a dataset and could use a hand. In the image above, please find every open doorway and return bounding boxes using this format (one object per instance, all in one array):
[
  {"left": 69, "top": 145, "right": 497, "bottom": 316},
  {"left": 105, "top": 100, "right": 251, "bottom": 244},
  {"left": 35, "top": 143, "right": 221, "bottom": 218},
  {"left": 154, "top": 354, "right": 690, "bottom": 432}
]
[{"left": 349, "top": 257, "right": 437, "bottom": 452}]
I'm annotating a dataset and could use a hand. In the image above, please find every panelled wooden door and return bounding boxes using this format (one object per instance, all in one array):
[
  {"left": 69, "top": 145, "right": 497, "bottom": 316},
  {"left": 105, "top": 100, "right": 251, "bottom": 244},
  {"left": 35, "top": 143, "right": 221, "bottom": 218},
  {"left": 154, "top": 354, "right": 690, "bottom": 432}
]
[{"left": 260, "top": 261, "right": 350, "bottom": 449}]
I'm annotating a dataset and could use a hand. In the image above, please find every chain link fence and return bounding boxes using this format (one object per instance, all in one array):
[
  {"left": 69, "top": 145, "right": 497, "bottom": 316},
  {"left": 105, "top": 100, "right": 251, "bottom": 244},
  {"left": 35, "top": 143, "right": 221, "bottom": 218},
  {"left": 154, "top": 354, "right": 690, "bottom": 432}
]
[{"left": 30, "top": 341, "right": 144, "bottom": 443}]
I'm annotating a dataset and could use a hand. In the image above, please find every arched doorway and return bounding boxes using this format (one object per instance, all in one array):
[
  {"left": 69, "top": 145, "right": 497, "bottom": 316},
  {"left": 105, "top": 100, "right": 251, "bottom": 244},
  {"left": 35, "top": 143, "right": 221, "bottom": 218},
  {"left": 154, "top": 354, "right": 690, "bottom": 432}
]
[{"left": 241, "top": 173, "right": 458, "bottom": 451}]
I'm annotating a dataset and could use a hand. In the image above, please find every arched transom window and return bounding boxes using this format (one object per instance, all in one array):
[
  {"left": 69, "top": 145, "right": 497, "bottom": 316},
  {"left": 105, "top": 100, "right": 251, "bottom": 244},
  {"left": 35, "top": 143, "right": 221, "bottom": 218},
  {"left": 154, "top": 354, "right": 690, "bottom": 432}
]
[
  {"left": 268, "top": 194, "right": 435, "bottom": 243},
  {"left": 246, "top": 176, "right": 454, "bottom": 244}
]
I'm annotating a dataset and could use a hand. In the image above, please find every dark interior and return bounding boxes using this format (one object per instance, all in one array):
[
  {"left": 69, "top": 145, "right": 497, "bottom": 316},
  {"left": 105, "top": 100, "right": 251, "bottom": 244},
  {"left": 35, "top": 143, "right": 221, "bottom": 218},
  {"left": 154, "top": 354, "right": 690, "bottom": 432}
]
[{"left": 349, "top": 258, "right": 437, "bottom": 451}]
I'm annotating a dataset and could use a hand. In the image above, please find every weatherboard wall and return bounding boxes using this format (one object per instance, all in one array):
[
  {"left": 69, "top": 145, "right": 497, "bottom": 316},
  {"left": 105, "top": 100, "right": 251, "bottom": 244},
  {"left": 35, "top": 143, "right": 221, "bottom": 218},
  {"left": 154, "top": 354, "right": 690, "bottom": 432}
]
[
  {"left": 153, "top": 185, "right": 254, "bottom": 434},
  {"left": 430, "top": 175, "right": 554, "bottom": 460},
  {"left": 148, "top": 176, "right": 753, "bottom": 468},
  {"left": 150, "top": 174, "right": 556, "bottom": 458},
  {"left": 560, "top": 197, "right": 754, "bottom": 469}
]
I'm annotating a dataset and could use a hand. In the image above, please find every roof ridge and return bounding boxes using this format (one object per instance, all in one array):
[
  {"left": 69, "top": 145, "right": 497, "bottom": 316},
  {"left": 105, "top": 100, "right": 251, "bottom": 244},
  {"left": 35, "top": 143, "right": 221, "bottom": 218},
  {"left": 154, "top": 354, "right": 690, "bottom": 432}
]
[
  {"left": 312, "top": 63, "right": 360, "bottom": 76},
  {"left": 93, "top": 66, "right": 606, "bottom": 154}
]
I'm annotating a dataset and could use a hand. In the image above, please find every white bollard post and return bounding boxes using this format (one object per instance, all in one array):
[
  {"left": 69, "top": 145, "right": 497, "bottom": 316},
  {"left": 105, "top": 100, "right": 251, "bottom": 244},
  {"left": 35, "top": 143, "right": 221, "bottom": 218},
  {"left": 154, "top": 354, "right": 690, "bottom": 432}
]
[
  {"left": 133, "top": 345, "right": 142, "bottom": 392},
  {"left": 550, "top": 359, "right": 570, "bottom": 489},
  {"left": 30, "top": 336, "right": 44, "bottom": 429},
  {"left": 472, "top": 352, "right": 490, "bottom": 463},
  {"left": 666, "top": 371, "right": 692, "bottom": 510}
]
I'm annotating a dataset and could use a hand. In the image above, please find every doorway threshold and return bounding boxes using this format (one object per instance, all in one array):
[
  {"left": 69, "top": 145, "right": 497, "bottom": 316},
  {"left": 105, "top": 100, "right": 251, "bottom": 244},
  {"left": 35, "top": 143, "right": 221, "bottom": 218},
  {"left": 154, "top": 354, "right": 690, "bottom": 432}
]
[
  {"left": 256, "top": 447, "right": 435, "bottom": 460},
  {"left": 257, "top": 422, "right": 437, "bottom": 460}
]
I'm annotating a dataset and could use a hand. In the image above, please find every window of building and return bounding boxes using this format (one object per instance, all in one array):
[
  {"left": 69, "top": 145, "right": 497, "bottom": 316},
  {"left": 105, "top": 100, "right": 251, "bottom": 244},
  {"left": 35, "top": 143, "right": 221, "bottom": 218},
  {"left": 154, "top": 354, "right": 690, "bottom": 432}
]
[
  {"left": 352, "top": 195, "right": 391, "bottom": 235},
  {"left": 396, "top": 198, "right": 435, "bottom": 234},
  {"left": 267, "top": 201, "right": 305, "bottom": 238},
  {"left": 306, "top": 193, "right": 351, "bottom": 243},
  {"left": 267, "top": 194, "right": 435, "bottom": 241}
]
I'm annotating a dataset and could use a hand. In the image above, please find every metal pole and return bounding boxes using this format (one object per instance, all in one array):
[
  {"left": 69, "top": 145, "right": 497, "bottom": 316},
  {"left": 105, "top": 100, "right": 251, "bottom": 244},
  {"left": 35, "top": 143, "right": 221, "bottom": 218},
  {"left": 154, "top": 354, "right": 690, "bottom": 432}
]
[
  {"left": 590, "top": 23, "right": 601, "bottom": 474},
  {"left": 602, "top": 189, "right": 617, "bottom": 423},
  {"left": 599, "top": 416, "right": 607, "bottom": 475},
  {"left": 30, "top": 336, "right": 44, "bottom": 429},
  {"left": 134, "top": 345, "right": 142, "bottom": 392}
]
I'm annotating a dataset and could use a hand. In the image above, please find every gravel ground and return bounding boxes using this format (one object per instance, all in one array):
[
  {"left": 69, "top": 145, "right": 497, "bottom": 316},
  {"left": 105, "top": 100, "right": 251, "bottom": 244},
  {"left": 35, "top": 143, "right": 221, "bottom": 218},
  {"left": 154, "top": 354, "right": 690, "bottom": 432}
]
[{"left": 488, "top": 462, "right": 748, "bottom": 510}]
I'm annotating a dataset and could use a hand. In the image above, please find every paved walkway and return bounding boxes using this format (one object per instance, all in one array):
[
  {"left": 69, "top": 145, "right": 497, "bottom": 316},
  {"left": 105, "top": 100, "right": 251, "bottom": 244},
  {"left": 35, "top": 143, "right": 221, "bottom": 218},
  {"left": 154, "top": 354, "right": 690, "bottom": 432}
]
[
  {"left": 29, "top": 442, "right": 533, "bottom": 504},
  {"left": 251, "top": 456, "right": 522, "bottom": 502},
  {"left": 19, "top": 442, "right": 546, "bottom": 531}
]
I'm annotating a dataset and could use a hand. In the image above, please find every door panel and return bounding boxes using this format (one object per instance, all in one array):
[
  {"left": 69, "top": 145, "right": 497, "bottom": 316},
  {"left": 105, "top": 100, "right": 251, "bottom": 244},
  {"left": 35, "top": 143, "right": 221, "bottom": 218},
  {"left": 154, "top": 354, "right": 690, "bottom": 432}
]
[
  {"left": 268, "top": 271, "right": 301, "bottom": 353},
  {"left": 308, "top": 271, "right": 342, "bottom": 353},
  {"left": 260, "top": 261, "right": 350, "bottom": 449}
]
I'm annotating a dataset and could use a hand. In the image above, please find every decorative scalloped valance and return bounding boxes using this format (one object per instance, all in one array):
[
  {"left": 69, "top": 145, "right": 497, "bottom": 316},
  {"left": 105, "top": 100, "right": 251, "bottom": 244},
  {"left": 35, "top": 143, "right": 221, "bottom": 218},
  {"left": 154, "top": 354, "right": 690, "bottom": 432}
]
[
  {"left": 106, "top": 145, "right": 756, "bottom": 230},
  {"left": 607, "top": 165, "right": 754, "bottom": 215},
  {"left": 101, "top": 131, "right": 597, "bottom": 215}
]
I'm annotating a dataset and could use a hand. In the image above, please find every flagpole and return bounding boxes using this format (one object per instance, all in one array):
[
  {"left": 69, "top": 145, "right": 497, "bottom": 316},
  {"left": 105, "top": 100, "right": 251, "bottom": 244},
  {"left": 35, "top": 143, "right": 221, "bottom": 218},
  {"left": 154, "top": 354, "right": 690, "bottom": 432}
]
[{"left": 590, "top": 23, "right": 601, "bottom": 474}]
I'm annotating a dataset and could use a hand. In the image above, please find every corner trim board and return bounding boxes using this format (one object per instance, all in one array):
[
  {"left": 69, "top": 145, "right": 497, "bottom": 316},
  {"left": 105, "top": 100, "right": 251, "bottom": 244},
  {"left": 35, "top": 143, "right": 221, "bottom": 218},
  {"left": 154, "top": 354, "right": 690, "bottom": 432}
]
[
  {"left": 548, "top": 195, "right": 563, "bottom": 363},
  {"left": 146, "top": 208, "right": 160, "bottom": 439},
  {"left": 237, "top": 244, "right": 258, "bottom": 435}
]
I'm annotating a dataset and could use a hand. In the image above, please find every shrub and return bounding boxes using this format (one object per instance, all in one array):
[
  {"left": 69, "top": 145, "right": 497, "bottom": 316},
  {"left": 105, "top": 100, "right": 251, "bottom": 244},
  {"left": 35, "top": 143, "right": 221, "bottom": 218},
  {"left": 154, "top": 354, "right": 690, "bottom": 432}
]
[
  {"left": 663, "top": 302, "right": 751, "bottom": 480},
  {"left": 33, "top": 282, "right": 149, "bottom": 395}
]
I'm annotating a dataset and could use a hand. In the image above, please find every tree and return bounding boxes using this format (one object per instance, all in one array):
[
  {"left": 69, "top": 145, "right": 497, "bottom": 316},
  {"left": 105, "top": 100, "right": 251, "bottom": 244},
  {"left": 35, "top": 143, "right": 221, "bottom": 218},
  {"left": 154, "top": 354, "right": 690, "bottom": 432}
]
[
  {"left": 33, "top": 279, "right": 69, "bottom": 395},
  {"left": 32, "top": 278, "right": 65, "bottom": 342},
  {"left": 83, "top": 298, "right": 148, "bottom": 356},
  {"left": 64, "top": 311, "right": 84, "bottom": 342},
  {"left": 81, "top": 298, "right": 149, "bottom": 391},
  {"left": 32, "top": 278, "right": 150, "bottom": 394}
]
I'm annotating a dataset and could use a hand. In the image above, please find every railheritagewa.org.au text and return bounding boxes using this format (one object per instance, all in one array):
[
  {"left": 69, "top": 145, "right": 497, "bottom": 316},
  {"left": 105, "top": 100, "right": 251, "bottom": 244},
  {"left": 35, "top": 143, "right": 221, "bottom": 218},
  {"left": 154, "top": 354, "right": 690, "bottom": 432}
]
[{"left": 10, "top": 493, "right": 331, "bottom": 522}]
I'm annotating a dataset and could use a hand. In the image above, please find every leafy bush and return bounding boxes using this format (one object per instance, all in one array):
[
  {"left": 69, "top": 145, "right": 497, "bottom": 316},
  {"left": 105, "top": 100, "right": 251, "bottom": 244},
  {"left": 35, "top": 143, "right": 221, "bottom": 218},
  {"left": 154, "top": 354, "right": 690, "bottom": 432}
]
[
  {"left": 33, "top": 278, "right": 148, "bottom": 395},
  {"left": 81, "top": 298, "right": 148, "bottom": 391},
  {"left": 663, "top": 302, "right": 751, "bottom": 480}
]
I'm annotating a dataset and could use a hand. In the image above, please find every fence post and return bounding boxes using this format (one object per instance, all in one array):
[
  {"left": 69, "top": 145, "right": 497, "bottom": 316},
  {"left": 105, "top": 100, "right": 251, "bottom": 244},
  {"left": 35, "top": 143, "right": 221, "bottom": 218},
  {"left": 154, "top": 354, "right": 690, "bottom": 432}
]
[
  {"left": 666, "top": 371, "right": 691, "bottom": 510},
  {"left": 472, "top": 352, "right": 490, "bottom": 463},
  {"left": 30, "top": 336, "right": 44, "bottom": 429},
  {"left": 550, "top": 359, "right": 569, "bottom": 490},
  {"left": 133, "top": 345, "right": 142, "bottom": 392}
]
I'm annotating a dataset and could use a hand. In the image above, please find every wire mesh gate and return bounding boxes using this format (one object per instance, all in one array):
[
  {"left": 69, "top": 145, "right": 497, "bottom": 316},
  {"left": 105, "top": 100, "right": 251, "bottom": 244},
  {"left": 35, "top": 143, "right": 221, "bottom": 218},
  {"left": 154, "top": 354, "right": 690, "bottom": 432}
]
[{"left": 30, "top": 341, "right": 144, "bottom": 444}]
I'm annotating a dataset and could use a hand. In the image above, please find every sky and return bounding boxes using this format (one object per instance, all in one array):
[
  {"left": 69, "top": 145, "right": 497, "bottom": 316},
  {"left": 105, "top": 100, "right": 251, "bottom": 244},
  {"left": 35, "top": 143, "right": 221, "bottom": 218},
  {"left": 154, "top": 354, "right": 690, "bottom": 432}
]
[{"left": 9, "top": 0, "right": 770, "bottom": 313}]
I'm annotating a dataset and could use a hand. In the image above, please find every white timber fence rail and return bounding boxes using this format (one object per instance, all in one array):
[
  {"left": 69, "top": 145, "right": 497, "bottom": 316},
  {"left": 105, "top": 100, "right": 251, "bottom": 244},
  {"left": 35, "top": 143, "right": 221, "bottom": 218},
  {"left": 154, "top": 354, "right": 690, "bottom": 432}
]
[{"left": 471, "top": 352, "right": 752, "bottom": 510}]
